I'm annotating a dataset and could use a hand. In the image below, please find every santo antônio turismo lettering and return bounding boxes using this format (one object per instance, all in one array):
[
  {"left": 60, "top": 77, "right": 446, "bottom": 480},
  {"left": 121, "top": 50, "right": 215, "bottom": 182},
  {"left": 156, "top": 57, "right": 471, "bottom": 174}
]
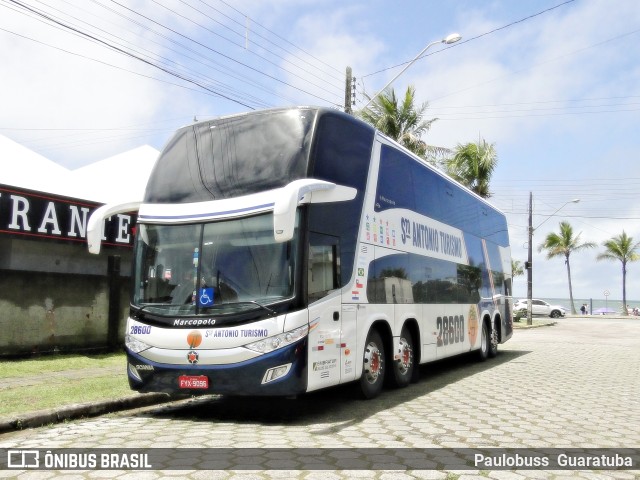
[
  {"left": 205, "top": 328, "right": 268, "bottom": 338},
  {"left": 400, "top": 217, "right": 463, "bottom": 258}
]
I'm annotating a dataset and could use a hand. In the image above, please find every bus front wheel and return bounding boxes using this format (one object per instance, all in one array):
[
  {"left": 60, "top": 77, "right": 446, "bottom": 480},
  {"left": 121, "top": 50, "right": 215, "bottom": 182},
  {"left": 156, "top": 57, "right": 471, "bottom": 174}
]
[{"left": 359, "top": 329, "right": 385, "bottom": 399}]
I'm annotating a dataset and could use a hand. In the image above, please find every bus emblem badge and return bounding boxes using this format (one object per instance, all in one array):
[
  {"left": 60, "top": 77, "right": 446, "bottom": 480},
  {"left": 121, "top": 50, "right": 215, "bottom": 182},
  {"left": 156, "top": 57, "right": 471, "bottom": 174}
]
[{"left": 187, "top": 350, "right": 199, "bottom": 364}]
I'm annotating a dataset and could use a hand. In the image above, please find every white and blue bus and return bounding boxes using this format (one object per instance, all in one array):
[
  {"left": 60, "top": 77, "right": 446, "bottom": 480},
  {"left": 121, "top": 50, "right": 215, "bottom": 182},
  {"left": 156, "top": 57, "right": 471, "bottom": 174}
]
[{"left": 88, "top": 107, "right": 513, "bottom": 399}]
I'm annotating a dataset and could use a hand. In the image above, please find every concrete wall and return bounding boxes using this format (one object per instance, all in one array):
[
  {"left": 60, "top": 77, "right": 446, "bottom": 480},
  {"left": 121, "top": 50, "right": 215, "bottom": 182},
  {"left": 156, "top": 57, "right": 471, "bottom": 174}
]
[
  {"left": 0, "top": 270, "right": 130, "bottom": 356},
  {"left": 0, "top": 237, "right": 132, "bottom": 357}
]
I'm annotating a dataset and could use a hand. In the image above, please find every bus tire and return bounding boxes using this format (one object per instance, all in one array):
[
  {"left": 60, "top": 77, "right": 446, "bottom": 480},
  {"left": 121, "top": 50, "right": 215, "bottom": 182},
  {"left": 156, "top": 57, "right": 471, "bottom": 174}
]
[
  {"left": 359, "top": 329, "right": 385, "bottom": 399},
  {"left": 390, "top": 326, "right": 414, "bottom": 389},
  {"left": 477, "top": 320, "right": 489, "bottom": 362},
  {"left": 488, "top": 320, "right": 499, "bottom": 358}
]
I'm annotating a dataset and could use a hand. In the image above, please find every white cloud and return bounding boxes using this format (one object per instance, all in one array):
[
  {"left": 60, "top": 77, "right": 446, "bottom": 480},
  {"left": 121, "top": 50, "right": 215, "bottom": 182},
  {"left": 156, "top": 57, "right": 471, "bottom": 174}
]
[
  {"left": 0, "top": 2, "right": 172, "bottom": 167},
  {"left": 2, "top": 0, "right": 640, "bottom": 302}
]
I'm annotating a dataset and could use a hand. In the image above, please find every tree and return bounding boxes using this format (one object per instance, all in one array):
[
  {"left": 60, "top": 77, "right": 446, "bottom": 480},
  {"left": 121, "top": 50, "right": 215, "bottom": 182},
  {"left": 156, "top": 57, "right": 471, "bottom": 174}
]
[
  {"left": 445, "top": 138, "right": 497, "bottom": 198},
  {"left": 596, "top": 231, "right": 640, "bottom": 316},
  {"left": 379, "top": 268, "right": 408, "bottom": 279},
  {"left": 510, "top": 260, "right": 525, "bottom": 320},
  {"left": 538, "top": 221, "right": 596, "bottom": 315},
  {"left": 358, "top": 85, "right": 437, "bottom": 159},
  {"left": 511, "top": 259, "right": 525, "bottom": 279}
]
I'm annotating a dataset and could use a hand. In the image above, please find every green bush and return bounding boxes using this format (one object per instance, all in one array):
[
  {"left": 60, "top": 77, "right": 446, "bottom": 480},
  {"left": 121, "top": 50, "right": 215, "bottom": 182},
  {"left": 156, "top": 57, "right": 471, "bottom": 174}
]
[{"left": 514, "top": 307, "right": 527, "bottom": 322}]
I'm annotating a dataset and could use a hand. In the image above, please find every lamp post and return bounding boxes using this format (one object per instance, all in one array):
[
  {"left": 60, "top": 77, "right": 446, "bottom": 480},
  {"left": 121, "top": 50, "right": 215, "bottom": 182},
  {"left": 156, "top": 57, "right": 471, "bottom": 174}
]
[
  {"left": 361, "top": 33, "right": 462, "bottom": 111},
  {"left": 526, "top": 193, "right": 580, "bottom": 325}
]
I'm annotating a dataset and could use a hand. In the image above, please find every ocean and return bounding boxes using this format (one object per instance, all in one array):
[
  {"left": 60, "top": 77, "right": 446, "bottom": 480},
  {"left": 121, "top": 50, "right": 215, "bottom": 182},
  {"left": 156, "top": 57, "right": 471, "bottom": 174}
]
[{"left": 520, "top": 297, "right": 639, "bottom": 315}]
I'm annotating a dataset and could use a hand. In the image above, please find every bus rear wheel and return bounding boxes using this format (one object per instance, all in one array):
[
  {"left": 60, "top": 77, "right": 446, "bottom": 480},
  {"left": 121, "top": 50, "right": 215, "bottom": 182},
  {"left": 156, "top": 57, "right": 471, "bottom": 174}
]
[
  {"left": 389, "top": 326, "right": 414, "bottom": 388},
  {"left": 359, "top": 329, "right": 385, "bottom": 399},
  {"left": 477, "top": 320, "right": 489, "bottom": 362},
  {"left": 489, "top": 320, "right": 499, "bottom": 358}
]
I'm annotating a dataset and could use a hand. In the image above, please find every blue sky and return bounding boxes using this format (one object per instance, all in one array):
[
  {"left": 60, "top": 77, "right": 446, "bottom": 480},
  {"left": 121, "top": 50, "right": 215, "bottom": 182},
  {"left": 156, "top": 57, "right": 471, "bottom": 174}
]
[{"left": 1, "top": 0, "right": 640, "bottom": 305}]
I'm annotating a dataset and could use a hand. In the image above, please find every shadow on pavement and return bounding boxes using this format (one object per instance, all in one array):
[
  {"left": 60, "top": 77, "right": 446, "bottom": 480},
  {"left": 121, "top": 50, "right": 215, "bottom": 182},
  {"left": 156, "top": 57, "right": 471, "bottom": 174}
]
[{"left": 140, "top": 349, "right": 530, "bottom": 429}]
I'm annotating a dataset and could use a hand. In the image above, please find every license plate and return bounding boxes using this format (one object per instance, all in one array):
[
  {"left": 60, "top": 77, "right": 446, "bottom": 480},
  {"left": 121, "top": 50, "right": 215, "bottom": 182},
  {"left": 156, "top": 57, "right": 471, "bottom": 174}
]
[{"left": 178, "top": 375, "right": 209, "bottom": 389}]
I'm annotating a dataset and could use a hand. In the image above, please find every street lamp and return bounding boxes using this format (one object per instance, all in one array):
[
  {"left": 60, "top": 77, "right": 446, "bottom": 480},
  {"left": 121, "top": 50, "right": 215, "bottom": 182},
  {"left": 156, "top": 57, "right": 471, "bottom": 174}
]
[
  {"left": 526, "top": 193, "right": 580, "bottom": 325},
  {"left": 361, "top": 33, "right": 462, "bottom": 111}
]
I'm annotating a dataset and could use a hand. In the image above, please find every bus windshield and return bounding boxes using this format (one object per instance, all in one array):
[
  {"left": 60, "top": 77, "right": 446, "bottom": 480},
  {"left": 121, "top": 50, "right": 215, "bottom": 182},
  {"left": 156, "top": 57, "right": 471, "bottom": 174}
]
[{"left": 133, "top": 214, "right": 297, "bottom": 316}]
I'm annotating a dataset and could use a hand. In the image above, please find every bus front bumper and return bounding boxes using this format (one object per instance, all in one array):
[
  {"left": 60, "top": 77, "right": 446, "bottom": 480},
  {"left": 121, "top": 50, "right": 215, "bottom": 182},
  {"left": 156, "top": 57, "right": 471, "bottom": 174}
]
[{"left": 126, "top": 338, "right": 308, "bottom": 396}]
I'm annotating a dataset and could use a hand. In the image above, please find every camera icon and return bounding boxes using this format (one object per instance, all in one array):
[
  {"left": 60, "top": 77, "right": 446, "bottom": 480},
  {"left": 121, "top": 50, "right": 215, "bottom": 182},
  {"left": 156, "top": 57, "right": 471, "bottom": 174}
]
[{"left": 7, "top": 450, "right": 39, "bottom": 468}]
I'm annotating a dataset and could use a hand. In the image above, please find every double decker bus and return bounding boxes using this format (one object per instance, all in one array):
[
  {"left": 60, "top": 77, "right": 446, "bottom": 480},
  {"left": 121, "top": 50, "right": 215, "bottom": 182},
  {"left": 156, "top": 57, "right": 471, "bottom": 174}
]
[{"left": 87, "top": 107, "right": 513, "bottom": 399}]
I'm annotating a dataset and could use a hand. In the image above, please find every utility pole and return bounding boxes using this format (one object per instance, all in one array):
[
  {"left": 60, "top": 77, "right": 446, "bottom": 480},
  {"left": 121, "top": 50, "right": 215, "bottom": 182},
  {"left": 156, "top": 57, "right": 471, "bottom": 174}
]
[
  {"left": 525, "top": 193, "right": 578, "bottom": 326},
  {"left": 345, "top": 66, "right": 353, "bottom": 114},
  {"left": 527, "top": 191, "right": 533, "bottom": 326}
]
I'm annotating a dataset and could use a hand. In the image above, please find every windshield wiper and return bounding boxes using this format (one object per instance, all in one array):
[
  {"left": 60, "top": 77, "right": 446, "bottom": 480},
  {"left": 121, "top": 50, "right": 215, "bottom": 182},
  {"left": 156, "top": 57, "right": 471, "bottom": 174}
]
[
  {"left": 243, "top": 301, "right": 278, "bottom": 316},
  {"left": 133, "top": 303, "right": 170, "bottom": 318},
  {"left": 199, "top": 300, "right": 277, "bottom": 316}
]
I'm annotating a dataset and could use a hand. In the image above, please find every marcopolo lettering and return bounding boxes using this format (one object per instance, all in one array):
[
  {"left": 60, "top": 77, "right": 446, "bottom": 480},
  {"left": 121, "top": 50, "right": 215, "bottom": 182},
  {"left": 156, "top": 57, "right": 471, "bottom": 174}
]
[
  {"left": 173, "top": 318, "right": 217, "bottom": 327},
  {"left": 0, "top": 184, "right": 135, "bottom": 247}
]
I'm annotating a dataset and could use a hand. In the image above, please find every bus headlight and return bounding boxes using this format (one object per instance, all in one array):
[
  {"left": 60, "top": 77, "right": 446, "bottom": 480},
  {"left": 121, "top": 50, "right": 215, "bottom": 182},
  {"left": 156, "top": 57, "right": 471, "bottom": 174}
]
[
  {"left": 125, "top": 334, "right": 151, "bottom": 354},
  {"left": 244, "top": 324, "right": 308, "bottom": 354}
]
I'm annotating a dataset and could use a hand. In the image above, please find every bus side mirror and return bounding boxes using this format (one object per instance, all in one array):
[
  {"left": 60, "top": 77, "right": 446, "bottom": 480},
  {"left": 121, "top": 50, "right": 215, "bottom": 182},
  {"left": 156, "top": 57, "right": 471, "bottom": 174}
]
[
  {"left": 273, "top": 179, "right": 356, "bottom": 243},
  {"left": 87, "top": 201, "right": 142, "bottom": 254}
]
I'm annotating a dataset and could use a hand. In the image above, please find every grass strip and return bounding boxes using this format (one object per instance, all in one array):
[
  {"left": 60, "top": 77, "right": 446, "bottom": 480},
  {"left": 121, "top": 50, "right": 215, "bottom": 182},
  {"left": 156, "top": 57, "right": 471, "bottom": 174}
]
[
  {"left": 0, "top": 375, "right": 132, "bottom": 418},
  {"left": 0, "top": 352, "right": 131, "bottom": 418},
  {"left": 0, "top": 352, "right": 124, "bottom": 378}
]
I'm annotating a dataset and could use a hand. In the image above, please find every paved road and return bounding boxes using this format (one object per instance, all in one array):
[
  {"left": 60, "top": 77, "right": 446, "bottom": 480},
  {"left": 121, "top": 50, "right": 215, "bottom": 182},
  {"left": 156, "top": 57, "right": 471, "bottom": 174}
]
[{"left": 1, "top": 317, "right": 639, "bottom": 479}]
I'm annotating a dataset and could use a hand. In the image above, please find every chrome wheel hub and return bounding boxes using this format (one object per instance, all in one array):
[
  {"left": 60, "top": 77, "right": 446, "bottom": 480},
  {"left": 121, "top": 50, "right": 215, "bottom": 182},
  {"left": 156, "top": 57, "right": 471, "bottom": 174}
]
[{"left": 363, "top": 342, "right": 383, "bottom": 384}]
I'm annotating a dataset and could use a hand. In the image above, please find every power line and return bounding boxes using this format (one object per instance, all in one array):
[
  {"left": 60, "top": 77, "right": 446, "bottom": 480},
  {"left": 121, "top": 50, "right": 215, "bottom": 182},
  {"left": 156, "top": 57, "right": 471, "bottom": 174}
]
[
  {"left": 106, "top": 0, "right": 342, "bottom": 106},
  {"left": 35, "top": 0, "right": 276, "bottom": 108},
  {"left": 148, "top": 0, "right": 344, "bottom": 96},
  {"left": 429, "top": 95, "right": 640, "bottom": 110},
  {"left": 188, "top": 0, "right": 344, "bottom": 85},
  {"left": 4, "top": 0, "right": 259, "bottom": 109},
  {"left": 429, "top": 27, "right": 640, "bottom": 104},
  {"left": 83, "top": 0, "right": 294, "bottom": 106},
  {"left": 0, "top": 24, "right": 268, "bottom": 106},
  {"left": 211, "top": 0, "right": 342, "bottom": 77},
  {"left": 434, "top": 107, "right": 640, "bottom": 121},
  {"left": 3, "top": 0, "right": 343, "bottom": 109},
  {"left": 362, "top": 0, "right": 576, "bottom": 79}
]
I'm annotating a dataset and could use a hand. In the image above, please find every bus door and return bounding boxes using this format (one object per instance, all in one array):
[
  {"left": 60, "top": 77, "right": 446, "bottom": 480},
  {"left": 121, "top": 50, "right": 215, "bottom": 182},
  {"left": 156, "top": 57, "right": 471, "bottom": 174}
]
[{"left": 306, "top": 233, "right": 343, "bottom": 391}]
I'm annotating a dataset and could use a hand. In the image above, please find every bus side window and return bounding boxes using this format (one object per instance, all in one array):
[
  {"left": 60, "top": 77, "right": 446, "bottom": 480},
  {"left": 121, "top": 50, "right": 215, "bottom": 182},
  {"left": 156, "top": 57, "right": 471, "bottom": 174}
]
[{"left": 308, "top": 233, "right": 340, "bottom": 302}]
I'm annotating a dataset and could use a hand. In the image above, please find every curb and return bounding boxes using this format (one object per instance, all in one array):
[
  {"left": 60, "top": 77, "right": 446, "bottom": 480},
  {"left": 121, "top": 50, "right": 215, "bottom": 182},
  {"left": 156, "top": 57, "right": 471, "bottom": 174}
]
[
  {"left": 0, "top": 393, "right": 172, "bottom": 434},
  {"left": 513, "top": 321, "right": 557, "bottom": 329}
]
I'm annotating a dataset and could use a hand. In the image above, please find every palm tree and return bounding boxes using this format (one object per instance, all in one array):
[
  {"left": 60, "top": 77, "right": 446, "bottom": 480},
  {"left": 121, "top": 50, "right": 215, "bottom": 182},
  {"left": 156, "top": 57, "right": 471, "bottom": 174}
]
[
  {"left": 358, "top": 85, "right": 437, "bottom": 159},
  {"left": 510, "top": 260, "right": 525, "bottom": 320},
  {"left": 596, "top": 231, "right": 640, "bottom": 315},
  {"left": 538, "top": 221, "right": 596, "bottom": 314},
  {"left": 511, "top": 259, "right": 524, "bottom": 279},
  {"left": 445, "top": 138, "right": 497, "bottom": 198}
]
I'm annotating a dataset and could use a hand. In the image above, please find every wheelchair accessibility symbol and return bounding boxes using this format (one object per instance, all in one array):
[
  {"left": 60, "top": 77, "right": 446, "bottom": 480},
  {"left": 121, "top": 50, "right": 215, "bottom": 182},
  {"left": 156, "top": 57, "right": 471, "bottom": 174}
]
[{"left": 198, "top": 287, "right": 214, "bottom": 307}]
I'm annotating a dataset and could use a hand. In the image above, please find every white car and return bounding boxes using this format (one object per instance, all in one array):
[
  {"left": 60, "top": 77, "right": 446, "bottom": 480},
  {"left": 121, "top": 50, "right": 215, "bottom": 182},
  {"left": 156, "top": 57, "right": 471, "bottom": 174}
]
[{"left": 513, "top": 299, "right": 566, "bottom": 318}]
